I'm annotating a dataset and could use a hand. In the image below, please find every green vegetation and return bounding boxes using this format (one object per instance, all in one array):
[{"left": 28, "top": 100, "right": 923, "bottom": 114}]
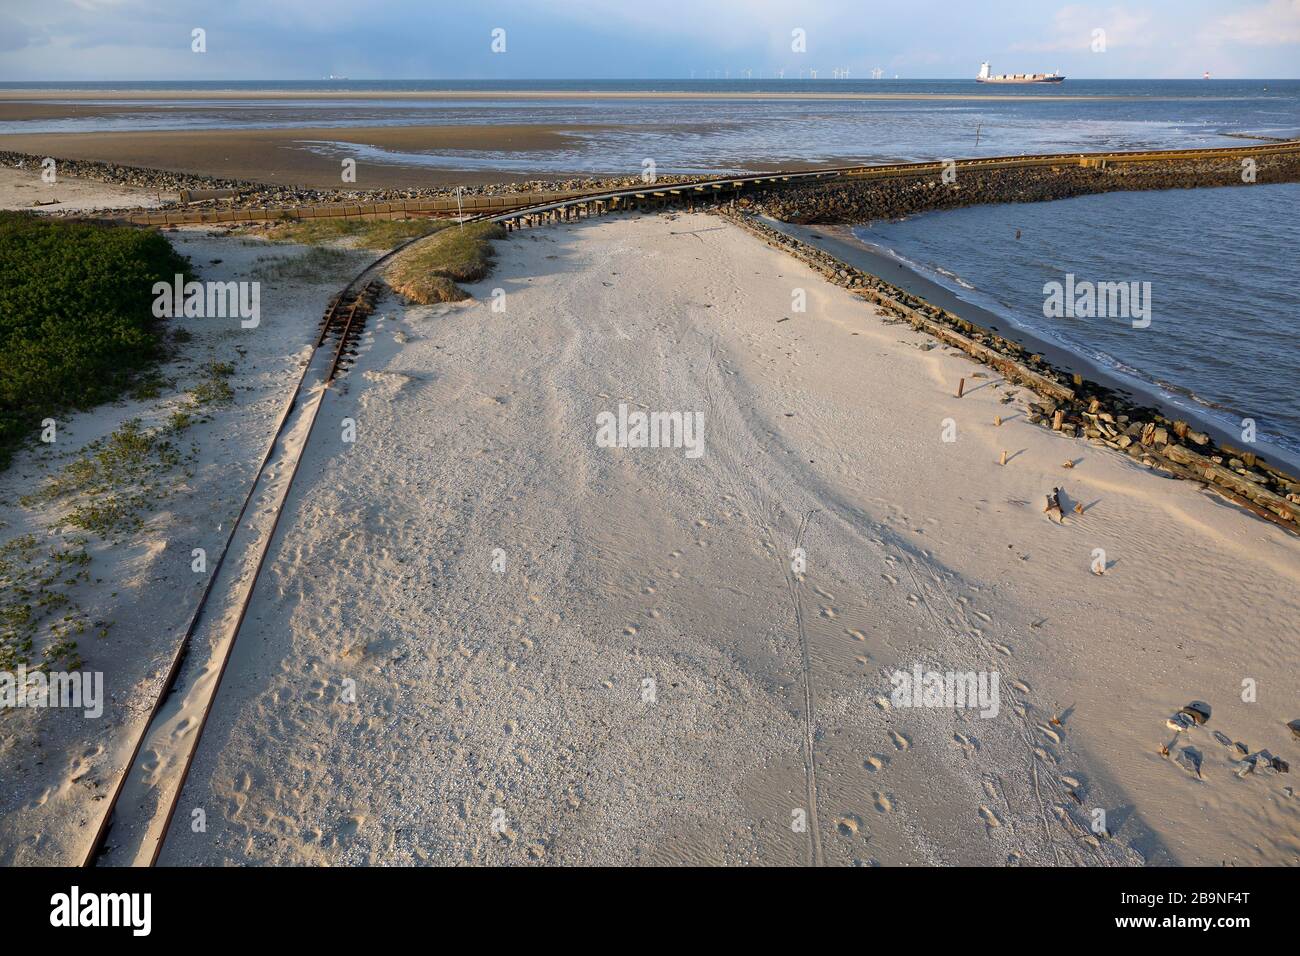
[
  {"left": 189, "top": 360, "right": 235, "bottom": 406},
  {"left": 0, "top": 211, "right": 191, "bottom": 470},
  {"left": 384, "top": 222, "right": 506, "bottom": 304},
  {"left": 21, "top": 418, "right": 189, "bottom": 538},
  {"left": 251, "top": 246, "right": 356, "bottom": 283},
  {"left": 262, "top": 216, "right": 447, "bottom": 250},
  {"left": 0, "top": 533, "right": 93, "bottom": 672}
]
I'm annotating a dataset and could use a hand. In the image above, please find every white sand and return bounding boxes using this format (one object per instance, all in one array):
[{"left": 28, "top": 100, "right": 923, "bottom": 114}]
[
  {"left": 136, "top": 212, "right": 1297, "bottom": 866},
  {"left": 0, "top": 164, "right": 169, "bottom": 212}
]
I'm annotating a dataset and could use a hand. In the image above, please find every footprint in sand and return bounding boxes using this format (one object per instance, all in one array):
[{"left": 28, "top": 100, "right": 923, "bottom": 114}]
[
  {"left": 953, "top": 732, "right": 979, "bottom": 756},
  {"left": 881, "top": 573, "right": 898, "bottom": 584},
  {"left": 1038, "top": 724, "right": 1062, "bottom": 745},
  {"left": 889, "top": 731, "right": 911, "bottom": 751},
  {"left": 819, "top": 606, "right": 838, "bottom": 619},
  {"left": 1009, "top": 679, "right": 1031, "bottom": 694},
  {"left": 906, "top": 593, "right": 920, "bottom": 606},
  {"left": 623, "top": 624, "right": 640, "bottom": 636},
  {"left": 979, "top": 806, "right": 1002, "bottom": 828},
  {"left": 872, "top": 792, "right": 895, "bottom": 813},
  {"left": 340, "top": 814, "right": 366, "bottom": 843},
  {"left": 864, "top": 754, "right": 889, "bottom": 773},
  {"left": 813, "top": 585, "right": 835, "bottom": 600},
  {"left": 1059, "top": 773, "right": 1082, "bottom": 789},
  {"left": 992, "top": 643, "right": 1012, "bottom": 657},
  {"left": 874, "top": 697, "right": 892, "bottom": 711},
  {"left": 844, "top": 629, "right": 866, "bottom": 642},
  {"left": 835, "top": 814, "right": 864, "bottom": 836}
]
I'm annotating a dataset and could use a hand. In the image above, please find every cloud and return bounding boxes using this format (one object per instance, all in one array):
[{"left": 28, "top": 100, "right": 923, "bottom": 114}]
[
  {"left": 1012, "top": 4, "right": 1154, "bottom": 53},
  {"left": 1208, "top": 0, "right": 1300, "bottom": 45}
]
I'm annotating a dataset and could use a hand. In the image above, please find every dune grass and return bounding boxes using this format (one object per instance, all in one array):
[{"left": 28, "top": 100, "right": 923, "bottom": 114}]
[
  {"left": 250, "top": 246, "right": 357, "bottom": 283},
  {"left": 263, "top": 216, "right": 448, "bottom": 251},
  {"left": 384, "top": 222, "right": 506, "bottom": 304}
]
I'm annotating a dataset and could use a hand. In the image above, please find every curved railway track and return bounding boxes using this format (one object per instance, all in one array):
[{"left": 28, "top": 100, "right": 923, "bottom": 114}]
[{"left": 82, "top": 138, "right": 1300, "bottom": 866}]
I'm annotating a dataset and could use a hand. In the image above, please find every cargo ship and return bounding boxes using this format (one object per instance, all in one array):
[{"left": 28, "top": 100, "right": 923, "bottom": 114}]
[{"left": 976, "top": 62, "right": 1064, "bottom": 84}]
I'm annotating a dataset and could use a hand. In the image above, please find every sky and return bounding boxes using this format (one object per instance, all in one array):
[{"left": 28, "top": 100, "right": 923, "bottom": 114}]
[{"left": 1, "top": 0, "right": 1298, "bottom": 81}]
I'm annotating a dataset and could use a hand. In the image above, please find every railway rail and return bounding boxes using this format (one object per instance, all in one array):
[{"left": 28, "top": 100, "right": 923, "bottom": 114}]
[
  {"left": 83, "top": 274, "right": 387, "bottom": 866},
  {"left": 82, "top": 138, "right": 1300, "bottom": 866}
]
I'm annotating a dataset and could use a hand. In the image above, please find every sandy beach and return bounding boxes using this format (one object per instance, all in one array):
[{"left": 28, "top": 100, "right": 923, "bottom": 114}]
[
  {"left": 3, "top": 211, "right": 1283, "bottom": 866},
  {"left": 0, "top": 164, "right": 171, "bottom": 211}
]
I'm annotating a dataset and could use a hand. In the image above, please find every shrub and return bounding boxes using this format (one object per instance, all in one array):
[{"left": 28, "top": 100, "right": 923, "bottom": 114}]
[{"left": 0, "top": 212, "right": 190, "bottom": 469}]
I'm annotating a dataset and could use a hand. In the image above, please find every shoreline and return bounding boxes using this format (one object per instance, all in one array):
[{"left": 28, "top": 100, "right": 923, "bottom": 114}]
[
  {"left": 0, "top": 88, "right": 1179, "bottom": 103},
  {"left": 722, "top": 209, "right": 1300, "bottom": 532},
  {"left": 795, "top": 220, "right": 1300, "bottom": 477}
]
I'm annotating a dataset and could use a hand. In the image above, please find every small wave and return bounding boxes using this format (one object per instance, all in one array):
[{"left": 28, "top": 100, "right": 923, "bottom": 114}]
[{"left": 931, "top": 265, "right": 977, "bottom": 290}]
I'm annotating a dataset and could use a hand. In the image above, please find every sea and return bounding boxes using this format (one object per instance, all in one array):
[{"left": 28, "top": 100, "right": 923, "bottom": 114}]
[
  {"left": 4, "top": 78, "right": 1298, "bottom": 453},
  {"left": 851, "top": 184, "right": 1300, "bottom": 459}
]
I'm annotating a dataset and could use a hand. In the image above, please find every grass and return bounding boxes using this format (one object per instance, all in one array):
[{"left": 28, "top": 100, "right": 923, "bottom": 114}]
[
  {"left": 384, "top": 222, "right": 506, "bottom": 304},
  {"left": 251, "top": 246, "right": 356, "bottom": 283},
  {"left": 189, "top": 360, "right": 235, "bottom": 406},
  {"left": 21, "top": 417, "right": 191, "bottom": 538},
  {"left": 0, "top": 533, "right": 94, "bottom": 672},
  {"left": 0, "top": 212, "right": 191, "bottom": 470},
  {"left": 263, "top": 217, "right": 448, "bottom": 250}
]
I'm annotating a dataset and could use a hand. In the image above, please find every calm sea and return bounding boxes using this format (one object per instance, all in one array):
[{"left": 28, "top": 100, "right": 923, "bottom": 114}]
[
  {"left": 3, "top": 79, "right": 1299, "bottom": 174},
  {"left": 851, "top": 184, "right": 1300, "bottom": 457}
]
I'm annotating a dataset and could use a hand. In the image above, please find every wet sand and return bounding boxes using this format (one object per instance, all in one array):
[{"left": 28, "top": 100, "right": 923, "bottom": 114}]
[{"left": 0, "top": 125, "right": 617, "bottom": 188}]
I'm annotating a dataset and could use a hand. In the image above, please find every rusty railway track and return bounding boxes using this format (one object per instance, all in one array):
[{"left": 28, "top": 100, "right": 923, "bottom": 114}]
[{"left": 82, "top": 275, "right": 382, "bottom": 867}]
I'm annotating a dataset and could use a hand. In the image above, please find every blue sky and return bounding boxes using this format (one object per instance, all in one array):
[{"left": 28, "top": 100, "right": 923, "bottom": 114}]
[{"left": 2, "top": 0, "right": 1298, "bottom": 80}]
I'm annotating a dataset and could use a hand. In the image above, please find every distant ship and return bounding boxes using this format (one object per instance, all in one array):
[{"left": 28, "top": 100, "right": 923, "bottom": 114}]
[{"left": 976, "top": 62, "right": 1064, "bottom": 84}]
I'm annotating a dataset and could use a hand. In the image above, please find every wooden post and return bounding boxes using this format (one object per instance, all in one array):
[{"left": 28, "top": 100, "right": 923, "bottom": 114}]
[
  {"left": 1052, "top": 410, "right": 1064, "bottom": 431},
  {"left": 957, "top": 377, "right": 965, "bottom": 398},
  {"left": 999, "top": 450, "right": 1008, "bottom": 466}
]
